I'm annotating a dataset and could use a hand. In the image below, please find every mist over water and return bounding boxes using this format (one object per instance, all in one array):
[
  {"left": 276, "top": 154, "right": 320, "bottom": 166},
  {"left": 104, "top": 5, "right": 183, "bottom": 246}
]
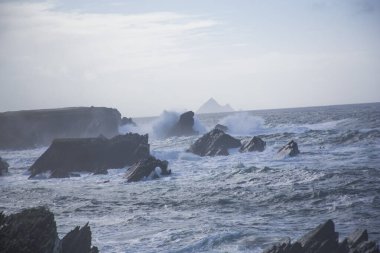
[
  {"left": 1, "top": 103, "right": 380, "bottom": 252},
  {"left": 120, "top": 110, "right": 207, "bottom": 139}
]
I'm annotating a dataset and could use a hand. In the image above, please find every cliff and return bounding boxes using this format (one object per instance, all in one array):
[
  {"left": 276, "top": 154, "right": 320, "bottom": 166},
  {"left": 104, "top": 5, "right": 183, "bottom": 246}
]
[{"left": 0, "top": 107, "right": 121, "bottom": 150}]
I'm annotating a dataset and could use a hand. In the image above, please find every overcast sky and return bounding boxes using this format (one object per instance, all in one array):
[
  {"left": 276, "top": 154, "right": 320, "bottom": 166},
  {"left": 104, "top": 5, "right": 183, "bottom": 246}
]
[{"left": 0, "top": 0, "right": 379, "bottom": 117}]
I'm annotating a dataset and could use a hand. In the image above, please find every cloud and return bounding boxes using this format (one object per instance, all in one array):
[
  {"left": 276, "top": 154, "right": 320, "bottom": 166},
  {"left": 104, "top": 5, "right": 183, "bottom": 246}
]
[
  {"left": 0, "top": 1, "right": 217, "bottom": 73},
  {"left": 0, "top": 1, "right": 218, "bottom": 114}
]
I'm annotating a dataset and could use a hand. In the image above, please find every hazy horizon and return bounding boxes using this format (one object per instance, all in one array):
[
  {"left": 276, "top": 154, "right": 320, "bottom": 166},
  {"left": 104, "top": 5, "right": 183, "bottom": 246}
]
[{"left": 1, "top": 0, "right": 379, "bottom": 117}]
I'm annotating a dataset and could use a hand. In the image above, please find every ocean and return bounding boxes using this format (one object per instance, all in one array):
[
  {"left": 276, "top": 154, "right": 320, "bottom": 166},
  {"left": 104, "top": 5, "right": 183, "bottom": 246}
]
[{"left": 1, "top": 103, "right": 380, "bottom": 252}]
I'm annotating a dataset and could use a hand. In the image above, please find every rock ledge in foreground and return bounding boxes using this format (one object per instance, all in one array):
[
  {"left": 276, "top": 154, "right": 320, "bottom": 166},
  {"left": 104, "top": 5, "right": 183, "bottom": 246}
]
[{"left": 263, "top": 219, "right": 379, "bottom": 253}]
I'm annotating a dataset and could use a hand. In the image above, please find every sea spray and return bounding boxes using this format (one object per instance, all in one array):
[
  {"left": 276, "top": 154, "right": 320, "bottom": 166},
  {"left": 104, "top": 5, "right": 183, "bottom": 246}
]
[
  {"left": 219, "top": 113, "right": 265, "bottom": 136},
  {"left": 119, "top": 110, "right": 206, "bottom": 139}
]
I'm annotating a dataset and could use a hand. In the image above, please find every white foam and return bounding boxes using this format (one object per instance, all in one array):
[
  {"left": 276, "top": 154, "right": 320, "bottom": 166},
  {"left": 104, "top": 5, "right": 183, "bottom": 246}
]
[
  {"left": 219, "top": 113, "right": 265, "bottom": 136},
  {"left": 120, "top": 110, "right": 206, "bottom": 139}
]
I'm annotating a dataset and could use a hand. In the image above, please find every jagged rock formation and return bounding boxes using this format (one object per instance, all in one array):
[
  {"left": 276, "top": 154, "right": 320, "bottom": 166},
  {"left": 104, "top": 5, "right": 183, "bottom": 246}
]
[
  {"left": 0, "top": 207, "right": 60, "bottom": 253},
  {"left": 29, "top": 133, "right": 150, "bottom": 178},
  {"left": 278, "top": 140, "right": 300, "bottom": 157},
  {"left": 61, "top": 223, "right": 99, "bottom": 253},
  {"left": 0, "top": 207, "right": 98, "bottom": 253},
  {"left": 125, "top": 156, "right": 170, "bottom": 182},
  {"left": 263, "top": 219, "right": 379, "bottom": 253},
  {"left": 187, "top": 129, "right": 241, "bottom": 156},
  {"left": 0, "top": 156, "right": 9, "bottom": 176},
  {"left": 240, "top": 136, "right": 266, "bottom": 152},
  {"left": 197, "top": 98, "right": 234, "bottom": 114},
  {"left": 168, "top": 111, "right": 198, "bottom": 137},
  {"left": 0, "top": 107, "right": 121, "bottom": 150}
]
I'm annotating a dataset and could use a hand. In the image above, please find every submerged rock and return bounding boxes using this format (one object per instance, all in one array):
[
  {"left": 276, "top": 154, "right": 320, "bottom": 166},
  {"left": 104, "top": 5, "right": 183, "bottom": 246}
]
[
  {"left": 125, "top": 156, "right": 170, "bottom": 182},
  {"left": 29, "top": 133, "right": 150, "bottom": 178},
  {"left": 239, "top": 136, "right": 266, "bottom": 152},
  {"left": 168, "top": 111, "right": 198, "bottom": 137},
  {"left": 0, "top": 156, "right": 9, "bottom": 176},
  {"left": 277, "top": 140, "right": 300, "bottom": 157},
  {"left": 0, "top": 107, "right": 121, "bottom": 150},
  {"left": 0, "top": 207, "right": 98, "bottom": 253},
  {"left": 214, "top": 124, "right": 228, "bottom": 132},
  {"left": 188, "top": 129, "right": 241, "bottom": 156},
  {"left": 263, "top": 219, "right": 379, "bottom": 253}
]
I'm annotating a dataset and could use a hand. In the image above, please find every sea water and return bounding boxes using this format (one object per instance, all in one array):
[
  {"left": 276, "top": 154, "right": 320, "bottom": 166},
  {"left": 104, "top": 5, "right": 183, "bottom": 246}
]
[{"left": 1, "top": 103, "right": 380, "bottom": 252}]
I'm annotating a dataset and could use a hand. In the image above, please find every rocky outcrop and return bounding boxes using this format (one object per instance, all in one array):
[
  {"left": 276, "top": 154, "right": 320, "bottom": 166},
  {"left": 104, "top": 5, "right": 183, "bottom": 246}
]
[
  {"left": 0, "top": 207, "right": 60, "bottom": 253},
  {"left": 168, "top": 111, "right": 198, "bottom": 137},
  {"left": 125, "top": 156, "right": 170, "bottom": 182},
  {"left": 61, "top": 223, "right": 99, "bottom": 253},
  {"left": 240, "top": 136, "right": 266, "bottom": 152},
  {"left": 0, "top": 107, "right": 121, "bottom": 150},
  {"left": 29, "top": 133, "right": 150, "bottom": 178},
  {"left": 120, "top": 117, "right": 136, "bottom": 127},
  {"left": 0, "top": 207, "right": 98, "bottom": 253},
  {"left": 263, "top": 219, "right": 379, "bottom": 253},
  {"left": 0, "top": 156, "right": 9, "bottom": 176},
  {"left": 188, "top": 129, "right": 241, "bottom": 156},
  {"left": 214, "top": 124, "right": 228, "bottom": 132},
  {"left": 278, "top": 140, "right": 300, "bottom": 157}
]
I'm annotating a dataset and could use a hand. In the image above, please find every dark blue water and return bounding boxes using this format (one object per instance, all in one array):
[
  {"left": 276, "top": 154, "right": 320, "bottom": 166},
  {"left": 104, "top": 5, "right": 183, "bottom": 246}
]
[{"left": 1, "top": 103, "right": 379, "bottom": 252}]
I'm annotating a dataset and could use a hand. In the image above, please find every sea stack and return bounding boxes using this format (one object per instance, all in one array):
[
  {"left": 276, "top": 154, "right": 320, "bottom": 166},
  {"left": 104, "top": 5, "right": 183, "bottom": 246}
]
[
  {"left": 28, "top": 133, "right": 150, "bottom": 178},
  {"left": 167, "top": 111, "right": 198, "bottom": 137}
]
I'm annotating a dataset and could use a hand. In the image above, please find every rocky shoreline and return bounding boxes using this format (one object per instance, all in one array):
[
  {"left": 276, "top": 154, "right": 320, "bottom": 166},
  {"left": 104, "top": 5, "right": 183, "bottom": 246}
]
[
  {"left": 0, "top": 207, "right": 98, "bottom": 253},
  {"left": 1, "top": 207, "right": 378, "bottom": 253},
  {"left": 263, "top": 219, "right": 379, "bottom": 253}
]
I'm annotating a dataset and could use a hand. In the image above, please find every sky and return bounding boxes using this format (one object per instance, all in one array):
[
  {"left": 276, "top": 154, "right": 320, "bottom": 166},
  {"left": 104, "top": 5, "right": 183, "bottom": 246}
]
[{"left": 0, "top": 0, "right": 379, "bottom": 117}]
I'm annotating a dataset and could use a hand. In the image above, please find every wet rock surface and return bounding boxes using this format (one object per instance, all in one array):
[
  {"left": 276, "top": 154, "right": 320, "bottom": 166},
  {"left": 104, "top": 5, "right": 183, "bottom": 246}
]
[
  {"left": 29, "top": 133, "right": 150, "bottom": 178},
  {"left": 278, "top": 140, "right": 300, "bottom": 157},
  {"left": 168, "top": 111, "right": 198, "bottom": 137},
  {"left": 125, "top": 156, "right": 170, "bottom": 182},
  {"left": 239, "top": 136, "right": 266, "bottom": 152},
  {"left": 263, "top": 220, "right": 379, "bottom": 253},
  {"left": 187, "top": 129, "right": 241, "bottom": 156}
]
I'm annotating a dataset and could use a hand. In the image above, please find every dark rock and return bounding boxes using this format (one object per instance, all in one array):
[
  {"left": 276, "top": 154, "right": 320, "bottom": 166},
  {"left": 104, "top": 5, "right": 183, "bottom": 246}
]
[
  {"left": 187, "top": 129, "right": 241, "bottom": 156},
  {"left": 168, "top": 111, "right": 198, "bottom": 137},
  {"left": 263, "top": 220, "right": 379, "bottom": 253},
  {"left": 264, "top": 239, "right": 302, "bottom": 253},
  {"left": 0, "top": 107, "right": 121, "bottom": 150},
  {"left": 298, "top": 219, "right": 338, "bottom": 251},
  {"left": 214, "top": 124, "right": 228, "bottom": 132},
  {"left": 278, "top": 140, "right": 300, "bottom": 157},
  {"left": 0, "top": 156, "right": 9, "bottom": 176},
  {"left": 125, "top": 156, "right": 170, "bottom": 182},
  {"left": 353, "top": 240, "right": 379, "bottom": 253},
  {"left": 239, "top": 136, "right": 266, "bottom": 152},
  {"left": 0, "top": 207, "right": 98, "bottom": 253},
  {"left": 120, "top": 117, "right": 136, "bottom": 127},
  {"left": 61, "top": 223, "right": 97, "bottom": 253},
  {"left": 348, "top": 229, "right": 368, "bottom": 248},
  {"left": 29, "top": 133, "right": 150, "bottom": 178},
  {"left": 0, "top": 207, "right": 60, "bottom": 253}
]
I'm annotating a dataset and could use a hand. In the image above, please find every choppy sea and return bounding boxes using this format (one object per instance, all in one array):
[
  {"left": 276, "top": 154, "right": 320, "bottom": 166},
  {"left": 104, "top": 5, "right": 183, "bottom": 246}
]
[{"left": 1, "top": 103, "right": 380, "bottom": 252}]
